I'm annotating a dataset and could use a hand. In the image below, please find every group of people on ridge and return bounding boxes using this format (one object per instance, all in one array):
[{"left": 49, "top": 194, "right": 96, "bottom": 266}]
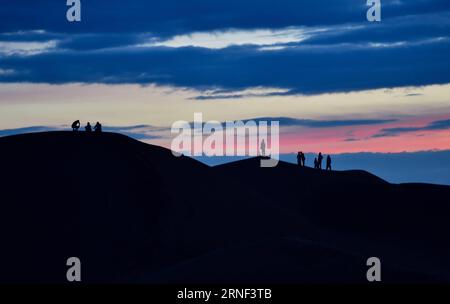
[
  {"left": 297, "top": 151, "right": 332, "bottom": 171},
  {"left": 71, "top": 120, "right": 102, "bottom": 133}
]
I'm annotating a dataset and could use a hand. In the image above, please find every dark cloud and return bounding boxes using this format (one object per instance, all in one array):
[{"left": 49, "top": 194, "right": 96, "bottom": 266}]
[
  {"left": 0, "top": 1, "right": 449, "bottom": 94},
  {"left": 191, "top": 90, "right": 294, "bottom": 100},
  {"left": 243, "top": 117, "right": 396, "bottom": 128},
  {"left": 404, "top": 93, "right": 423, "bottom": 97},
  {"left": 57, "top": 34, "right": 143, "bottom": 51},
  {"left": 1, "top": 38, "right": 450, "bottom": 94},
  {"left": 373, "top": 119, "right": 450, "bottom": 137},
  {"left": 304, "top": 13, "right": 450, "bottom": 45},
  {"left": 0, "top": 31, "right": 63, "bottom": 42},
  {"left": 0, "top": 126, "right": 61, "bottom": 137},
  {"left": 188, "top": 117, "right": 395, "bottom": 128},
  {"left": 2, "top": 0, "right": 448, "bottom": 36}
]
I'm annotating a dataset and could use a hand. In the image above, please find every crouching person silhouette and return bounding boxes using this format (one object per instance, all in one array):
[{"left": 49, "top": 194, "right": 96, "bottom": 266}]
[
  {"left": 71, "top": 120, "right": 80, "bottom": 131},
  {"left": 94, "top": 122, "right": 102, "bottom": 133}
]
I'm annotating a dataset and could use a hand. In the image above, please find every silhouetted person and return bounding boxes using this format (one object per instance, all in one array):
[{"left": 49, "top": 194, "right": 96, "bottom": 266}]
[
  {"left": 260, "top": 139, "right": 266, "bottom": 157},
  {"left": 297, "top": 151, "right": 306, "bottom": 167},
  {"left": 85, "top": 122, "right": 92, "bottom": 133},
  {"left": 71, "top": 120, "right": 80, "bottom": 132},
  {"left": 318, "top": 152, "right": 323, "bottom": 170},
  {"left": 94, "top": 122, "right": 102, "bottom": 133},
  {"left": 326, "top": 155, "right": 332, "bottom": 171},
  {"left": 314, "top": 158, "right": 318, "bottom": 169}
]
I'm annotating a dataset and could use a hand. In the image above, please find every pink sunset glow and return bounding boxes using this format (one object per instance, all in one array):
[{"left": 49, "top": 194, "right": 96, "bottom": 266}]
[{"left": 279, "top": 114, "right": 450, "bottom": 154}]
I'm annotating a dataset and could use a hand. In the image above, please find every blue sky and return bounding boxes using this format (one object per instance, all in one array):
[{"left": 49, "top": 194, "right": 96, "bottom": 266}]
[{"left": 1, "top": 0, "right": 450, "bottom": 184}]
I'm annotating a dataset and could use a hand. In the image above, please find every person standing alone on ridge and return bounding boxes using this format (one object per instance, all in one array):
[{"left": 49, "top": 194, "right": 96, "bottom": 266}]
[{"left": 260, "top": 139, "right": 266, "bottom": 157}]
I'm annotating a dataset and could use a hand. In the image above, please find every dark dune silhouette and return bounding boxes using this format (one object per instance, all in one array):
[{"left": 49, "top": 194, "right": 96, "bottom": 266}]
[{"left": 0, "top": 131, "right": 449, "bottom": 283}]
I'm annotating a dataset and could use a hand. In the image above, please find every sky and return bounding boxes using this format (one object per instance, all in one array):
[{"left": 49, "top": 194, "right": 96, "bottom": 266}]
[{"left": 0, "top": 0, "right": 450, "bottom": 183}]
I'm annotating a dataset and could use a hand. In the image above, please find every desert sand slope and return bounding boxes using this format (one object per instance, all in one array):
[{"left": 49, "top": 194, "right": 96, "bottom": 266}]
[{"left": 0, "top": 132, "right": 449, "bottom": 283}]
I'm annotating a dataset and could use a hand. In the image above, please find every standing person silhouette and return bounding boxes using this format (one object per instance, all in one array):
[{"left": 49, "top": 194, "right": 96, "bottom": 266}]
[
  {"left": 85, "top": 122, "right": 92, "bottom": 132},
  {"left": 318, "top": 152, "right": 323, "bottom": 170},
  {"left": 94, "top": 122, "right": 102, "bottom": 133},
  {"left": 301, "top": 152, "right": 306, "bottom": 167},
  {"left": 260, "top": 139, "right": 266, "bottom": 157},
  {"left": 326, "top": 155, "right": 332, "bottom": 171},
  {"left": 71, "top": 120, "right": 80, "bottom": 131},
  {"left": 297, "top": 152, "right": 302, "bottom": 166}
]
